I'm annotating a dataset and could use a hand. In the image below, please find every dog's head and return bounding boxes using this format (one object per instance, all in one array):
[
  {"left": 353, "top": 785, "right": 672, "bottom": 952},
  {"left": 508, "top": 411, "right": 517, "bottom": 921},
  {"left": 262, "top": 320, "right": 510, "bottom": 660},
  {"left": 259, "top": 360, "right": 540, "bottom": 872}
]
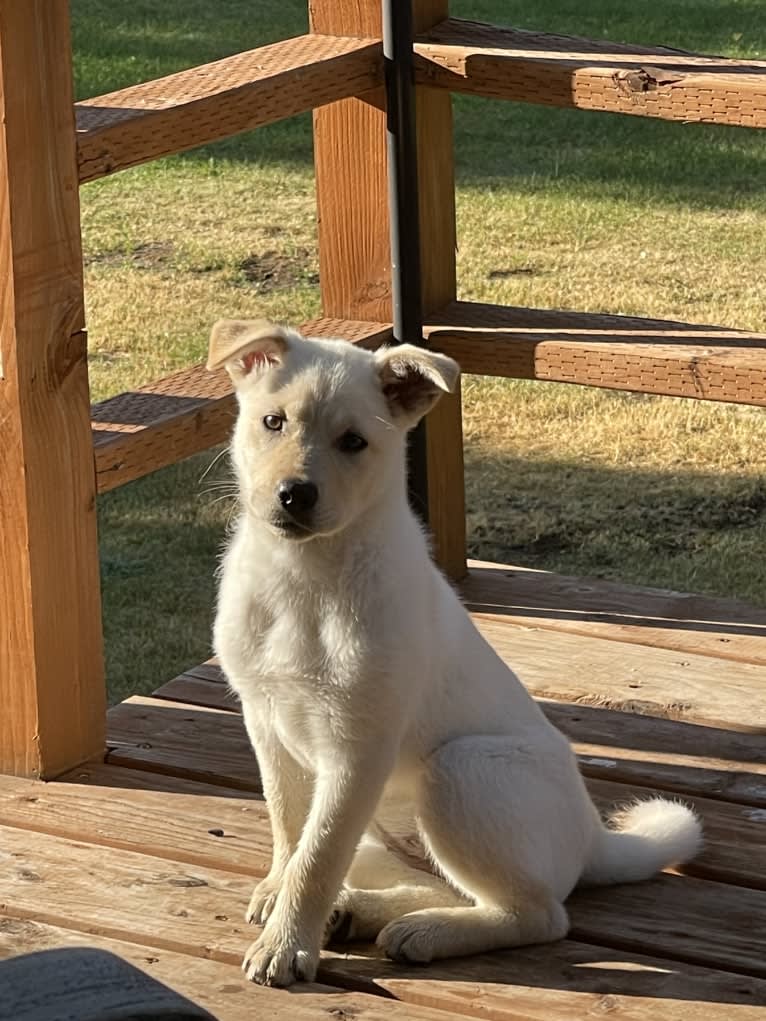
[{"left": 207, "top": 319, "right": 460, "bottom": 540}]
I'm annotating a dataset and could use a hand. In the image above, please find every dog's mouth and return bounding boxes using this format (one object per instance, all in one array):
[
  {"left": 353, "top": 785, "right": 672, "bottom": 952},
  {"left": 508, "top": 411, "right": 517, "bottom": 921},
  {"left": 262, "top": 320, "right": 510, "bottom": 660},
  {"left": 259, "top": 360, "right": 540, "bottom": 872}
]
[{"left": 271, "top": 515, "right": 315, "bottom": 540}]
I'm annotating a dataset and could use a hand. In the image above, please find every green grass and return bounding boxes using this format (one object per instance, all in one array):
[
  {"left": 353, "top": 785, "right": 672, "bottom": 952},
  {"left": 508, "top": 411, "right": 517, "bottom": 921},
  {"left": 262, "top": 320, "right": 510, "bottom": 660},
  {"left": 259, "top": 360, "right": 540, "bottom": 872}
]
[{"left": 71, "top": 0, "right": 766, "bottom": 702}]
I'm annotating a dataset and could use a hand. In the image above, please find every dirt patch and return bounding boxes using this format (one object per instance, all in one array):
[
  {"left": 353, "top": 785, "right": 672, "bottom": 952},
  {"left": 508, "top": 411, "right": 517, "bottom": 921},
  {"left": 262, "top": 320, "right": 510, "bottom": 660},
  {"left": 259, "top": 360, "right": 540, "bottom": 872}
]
[
  {"left": 85, "top": 240, "right": 175, "bottom": 269},
  {"left": 238, "top": 248, "right": 318, "bottom": 292}
]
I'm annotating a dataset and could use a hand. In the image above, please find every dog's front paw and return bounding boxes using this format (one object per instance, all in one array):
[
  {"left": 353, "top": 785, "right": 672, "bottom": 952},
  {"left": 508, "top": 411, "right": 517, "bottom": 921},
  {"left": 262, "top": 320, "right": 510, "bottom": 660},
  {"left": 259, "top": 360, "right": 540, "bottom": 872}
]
[
  {"left": 377, "top": 916, "right": 439, "bottom": 964},
  {"left": 242, "top": 928, "right": 318, "bottom": 987},
  {"left": 245, "top": 873, "right": 283, "bottom": 926}
]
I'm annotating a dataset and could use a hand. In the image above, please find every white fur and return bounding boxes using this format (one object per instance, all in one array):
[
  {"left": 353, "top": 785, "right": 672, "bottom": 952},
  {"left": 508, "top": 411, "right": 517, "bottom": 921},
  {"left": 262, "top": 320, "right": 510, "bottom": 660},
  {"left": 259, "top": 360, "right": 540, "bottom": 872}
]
[{"left": 210, "top": 324, "right": 703, "bottom": 988}]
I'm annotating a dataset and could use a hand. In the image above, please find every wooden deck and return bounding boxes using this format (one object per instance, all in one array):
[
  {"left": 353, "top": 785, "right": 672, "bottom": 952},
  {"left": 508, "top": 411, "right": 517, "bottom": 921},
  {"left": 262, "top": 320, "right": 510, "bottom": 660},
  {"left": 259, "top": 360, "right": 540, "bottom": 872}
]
[{"left": 1, "top": 561, "right": 765, "bottom": 1018}]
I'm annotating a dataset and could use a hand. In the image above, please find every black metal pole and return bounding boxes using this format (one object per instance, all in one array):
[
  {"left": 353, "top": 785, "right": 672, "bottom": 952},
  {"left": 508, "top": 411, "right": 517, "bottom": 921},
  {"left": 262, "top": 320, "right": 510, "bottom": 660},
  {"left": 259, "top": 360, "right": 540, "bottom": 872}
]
[{"left": 382, "top": 0, "right": 429, "bottom": 522}]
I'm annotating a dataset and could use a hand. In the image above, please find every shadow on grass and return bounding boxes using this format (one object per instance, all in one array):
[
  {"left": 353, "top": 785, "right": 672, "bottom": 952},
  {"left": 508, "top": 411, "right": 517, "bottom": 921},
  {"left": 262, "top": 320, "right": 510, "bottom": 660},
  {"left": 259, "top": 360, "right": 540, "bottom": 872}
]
[
  {"left": 463, "top": 444, "right": 766, "bottom": 605},
  {"left": 71, "top": 0, "right": 766, "bottom": 210}
]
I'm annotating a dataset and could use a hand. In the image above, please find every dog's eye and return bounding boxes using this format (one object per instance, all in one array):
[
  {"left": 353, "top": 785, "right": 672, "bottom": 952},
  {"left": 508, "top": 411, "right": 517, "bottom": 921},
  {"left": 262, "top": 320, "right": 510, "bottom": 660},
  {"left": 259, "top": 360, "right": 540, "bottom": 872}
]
[
  {"left": 337, "top": 431, "right": 368, "bottom": 454},
  {"left": 263, "top": 414, "right": 284, "bottom": 432}
]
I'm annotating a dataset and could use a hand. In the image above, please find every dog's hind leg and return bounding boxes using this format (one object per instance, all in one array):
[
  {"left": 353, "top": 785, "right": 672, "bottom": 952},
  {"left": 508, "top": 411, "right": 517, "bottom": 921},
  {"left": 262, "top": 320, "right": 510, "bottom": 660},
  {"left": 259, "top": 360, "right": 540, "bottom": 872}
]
[
  {"left": 327, "top": 832, "right": 466, "bottom": 942},
  {"left": 377, "top": 734, "right": 587, "bottom": 964}
]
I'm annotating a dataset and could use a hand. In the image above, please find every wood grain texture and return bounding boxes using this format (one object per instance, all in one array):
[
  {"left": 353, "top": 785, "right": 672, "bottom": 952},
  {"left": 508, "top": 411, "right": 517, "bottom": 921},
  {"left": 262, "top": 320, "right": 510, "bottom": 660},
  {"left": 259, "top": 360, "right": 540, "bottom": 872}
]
[
  {"left": 139, "top": 674, "right": 766, "bottom": 889},
  {"left": 312, "top": 0, "right": 466, "bottom": 579},
  {"left": 106, "top": 697, "right": 260, "bottom": 790},
  {"left": 547, "top": 701, "right": 766, "bottom": 806},
  {"left": 92, "top": 319, "right": 391, "bottom": 493},
  {"left": 461, "top": 561, "right": 766, "bottom": 666},
  {"left": 473, "top": 616, "right": 766, "bottom": 733},
  {"left": 1, "top": 825, "right": 764, "bottom": 1018},
  {"left": 141, "top": 647, "right": 766, "bottom": 805},
  {"left": 0, "top": 920, "right": 470, "bottom": 1021},
  {"left": 324, "top": 941, "right": 766, "bottom": 1019},
  {"left": 77, "top": 34, "right": 382, "bottom": 183},
  {"left": 415, "top": 18, "right": 766, "bottom": 128},
  {"left": 154, "top": 664, "right": 766, "bottom": 785},
  {"left": 0, "top": 769, "right": 273, "bottom": 877},
  {"left": 0, "top": 1, "right": 105, "bottom": 778},
  {"left": 426, "top": 301, "right": 766, "bottom": 406},
  {"left": 30, "top": 739, "right": 766, "bottom": 894}
]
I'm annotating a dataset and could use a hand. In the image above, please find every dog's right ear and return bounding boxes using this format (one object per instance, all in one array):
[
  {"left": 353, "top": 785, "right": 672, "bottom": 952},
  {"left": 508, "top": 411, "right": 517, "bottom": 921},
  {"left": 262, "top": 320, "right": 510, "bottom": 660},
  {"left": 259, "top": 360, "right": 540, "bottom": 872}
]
[{"left": 206, "top": 319, "right": 289, "bottom": 384}]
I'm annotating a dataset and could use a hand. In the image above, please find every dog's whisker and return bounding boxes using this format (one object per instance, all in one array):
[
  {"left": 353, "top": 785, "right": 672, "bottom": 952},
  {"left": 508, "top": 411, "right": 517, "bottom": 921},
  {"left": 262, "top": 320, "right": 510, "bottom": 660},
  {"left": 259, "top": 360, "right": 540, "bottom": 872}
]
[{"left": 199, "top": 446, "right": 230, "bottom": 483}]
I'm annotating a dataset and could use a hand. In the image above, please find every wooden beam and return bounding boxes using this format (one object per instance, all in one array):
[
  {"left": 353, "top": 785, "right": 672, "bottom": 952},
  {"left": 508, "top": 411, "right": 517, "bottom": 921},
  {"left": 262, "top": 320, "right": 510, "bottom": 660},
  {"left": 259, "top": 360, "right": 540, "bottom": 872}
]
[
  {"left": 426, "top": 301, "right": 766, "bottom": 405},
  {"left": 0, "top": 2, "right": 105, "bottom": 778},
  {"left": 92, "top": 318, "right": 391, "bottom": 493},
  {"left": 76, "top": 34, "right": 382, "bottom": 183},
  {"left": 312, "top": 0, "right": 467, "bottom": 580},
  {"left": 415, "top": 18, "right": 766, "bottom": 129}
]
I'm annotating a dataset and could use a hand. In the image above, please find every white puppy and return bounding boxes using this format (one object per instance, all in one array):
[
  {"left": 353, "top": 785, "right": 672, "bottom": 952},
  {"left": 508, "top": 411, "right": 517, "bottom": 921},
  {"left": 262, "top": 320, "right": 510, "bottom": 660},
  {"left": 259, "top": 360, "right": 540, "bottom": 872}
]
[{"left": 208, "top": 319, "right": 702, "bottom": 988}]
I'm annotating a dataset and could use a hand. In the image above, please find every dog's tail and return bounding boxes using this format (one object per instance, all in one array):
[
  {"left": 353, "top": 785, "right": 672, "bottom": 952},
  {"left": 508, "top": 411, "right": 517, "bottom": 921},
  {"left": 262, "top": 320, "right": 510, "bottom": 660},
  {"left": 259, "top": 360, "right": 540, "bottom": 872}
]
[{"left": 580, "top": 798, "right": 702, "bottom": 886}]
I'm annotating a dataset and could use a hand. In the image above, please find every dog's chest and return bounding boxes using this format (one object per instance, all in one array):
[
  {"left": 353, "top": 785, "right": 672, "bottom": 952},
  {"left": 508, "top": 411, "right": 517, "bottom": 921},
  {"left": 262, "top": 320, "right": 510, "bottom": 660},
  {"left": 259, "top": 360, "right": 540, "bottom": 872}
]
[{"left": 231, "top": 585, "right": 370, "bottom": 697}]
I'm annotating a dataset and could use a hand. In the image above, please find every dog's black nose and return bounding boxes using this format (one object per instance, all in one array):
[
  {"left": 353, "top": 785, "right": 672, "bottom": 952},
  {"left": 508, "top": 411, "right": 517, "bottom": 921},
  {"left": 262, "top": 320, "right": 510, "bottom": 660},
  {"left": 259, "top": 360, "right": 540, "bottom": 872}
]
[{"left": 278, "top": 479, "right": 319, "bottom": 517}]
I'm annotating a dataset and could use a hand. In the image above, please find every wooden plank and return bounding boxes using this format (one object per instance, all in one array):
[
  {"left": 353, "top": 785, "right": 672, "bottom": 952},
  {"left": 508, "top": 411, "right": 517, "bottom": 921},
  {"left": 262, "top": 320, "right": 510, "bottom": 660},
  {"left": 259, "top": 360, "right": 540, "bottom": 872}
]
[
  {"left": 0, "top": 0, "right": 106, "bottom": 777},
  {"left": 154, "top": 674, "right": 241, "bottom": 711},
  {"left": 140, "top": 673, "right": 766, "bottom": 805},
  {"left": 472, "top": 617, "right": 766, "bottom": 733},
  {"left": 426, "top": 301, "right": 766, "bottom": 406},
  {"left": 111, "top": 682, "right": 766, "bottom": 877},
  {"left": 415, "top": 18, "right": 766, "bottom": 129},
  {"left": 77, "top": 34, "right": 381, "bottom": 183},
  {"left": 1, "top": 827, "right": 764, "bottom": 1017},
  {"left": 324, "top": 941, "right": 766, "bottom": 1020},
  {"left": 312, "top": 0, "right": 466, "bottom": 580},
  {"left": 5, "top": 752, "right": 764, "bottom": 896},
  {"left": 567, "top": 871, "right": 766, "bottom": 977},
  {"left": 1, "top": 919, "right": 433, "bottom": 1021},
  {"left": 462, "top": 561, "right": 766, "bottom": 666},
  {"left": 93, "top": 319, "right": 391, "bottom": 493},
  {"left": 107, "top": 697, "right": 261, "bottom": 790},
  {"left": 0, "top": 769, "right": 273, "bottom": 878},
  {"left": 547, "top": 701, "right": 766, "bottom": 806}
]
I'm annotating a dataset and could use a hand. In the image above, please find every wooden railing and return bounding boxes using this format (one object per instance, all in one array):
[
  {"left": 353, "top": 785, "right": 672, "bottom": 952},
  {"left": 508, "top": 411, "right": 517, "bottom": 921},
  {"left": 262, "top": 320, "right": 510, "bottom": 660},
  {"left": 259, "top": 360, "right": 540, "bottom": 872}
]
[{"left": 1, "top": 0, "right": 764, "bottom": 778}]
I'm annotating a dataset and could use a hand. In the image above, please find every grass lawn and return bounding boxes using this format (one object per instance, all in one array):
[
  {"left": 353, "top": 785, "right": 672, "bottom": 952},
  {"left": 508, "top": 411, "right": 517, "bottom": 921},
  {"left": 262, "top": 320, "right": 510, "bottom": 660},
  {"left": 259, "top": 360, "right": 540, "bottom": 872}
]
[{"left": 71, "top": 1, "right": 766, "bottom": 702}]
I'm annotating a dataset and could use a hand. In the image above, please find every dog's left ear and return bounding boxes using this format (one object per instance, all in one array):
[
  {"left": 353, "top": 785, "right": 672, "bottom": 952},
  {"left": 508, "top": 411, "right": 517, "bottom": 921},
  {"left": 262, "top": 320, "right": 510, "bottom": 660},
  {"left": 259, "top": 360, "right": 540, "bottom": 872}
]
[
  {"left": 207, "top": 319, "right": 290, "bottom": 384},
  {"left": 376, "top": 345, "right": 461, "bottom": 425}
]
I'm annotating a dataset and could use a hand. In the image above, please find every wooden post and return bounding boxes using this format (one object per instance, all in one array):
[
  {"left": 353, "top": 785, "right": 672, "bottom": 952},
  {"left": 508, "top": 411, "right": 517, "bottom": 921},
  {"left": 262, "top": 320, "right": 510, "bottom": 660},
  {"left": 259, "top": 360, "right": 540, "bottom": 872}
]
[
  {"left": 311, "top": 0, "right": 467, "bottom": 580},
  {"left": 0, "top": 2, "right": 106, "bottom": 777}
]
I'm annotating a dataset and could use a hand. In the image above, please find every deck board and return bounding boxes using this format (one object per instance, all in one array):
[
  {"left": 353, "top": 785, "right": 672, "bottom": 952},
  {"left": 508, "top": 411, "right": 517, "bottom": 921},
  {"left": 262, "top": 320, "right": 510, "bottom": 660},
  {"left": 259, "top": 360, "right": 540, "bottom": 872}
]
[
  {"left": 461, "top": 561, "right": 766, "bottom": 665},
  {"left": 324, "top": 943, "right": 766, "bottom": 1020},
  {"left": 107, "top": 696, "right": 259, "bottom": 790},
  {"left": 0, "top": 769, "right": 272, "bottom": 877},
  {"left": 3, "top": 561, "right": 765, "bottom": 1014},
  {"left": 139, "top": 670, "right": 766, "bottom": 807},
  {"left": 1, "top": 826, "right": 764, "bottom": 1017},
  {"left": 0, "top": 920, "right": 469, "bottom": 1021}
]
